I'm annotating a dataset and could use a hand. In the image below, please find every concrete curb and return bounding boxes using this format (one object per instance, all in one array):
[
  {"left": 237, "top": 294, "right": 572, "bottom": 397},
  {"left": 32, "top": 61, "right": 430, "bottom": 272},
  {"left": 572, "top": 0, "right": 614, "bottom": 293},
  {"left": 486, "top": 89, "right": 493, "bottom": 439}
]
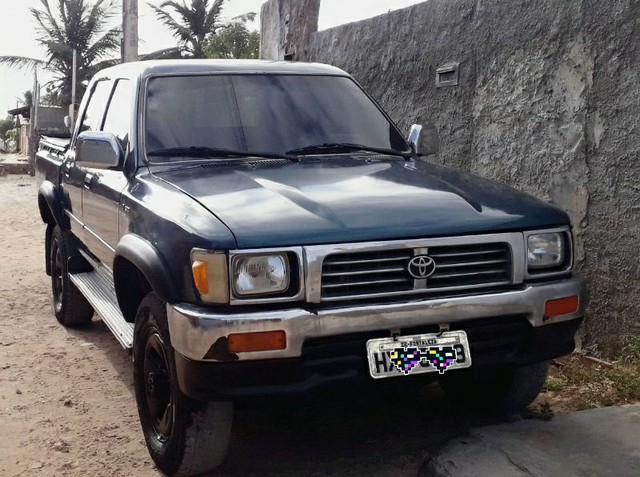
[
  {"left": 423, "top": 404, "right": 640, "bottom": 477},
  {"left": 0, "top": 162, "right": 31, "bottom": 176}
]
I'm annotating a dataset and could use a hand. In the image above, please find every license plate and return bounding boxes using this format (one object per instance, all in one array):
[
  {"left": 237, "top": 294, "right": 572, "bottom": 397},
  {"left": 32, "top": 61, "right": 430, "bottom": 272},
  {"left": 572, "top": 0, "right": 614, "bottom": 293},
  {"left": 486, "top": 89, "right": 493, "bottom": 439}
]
[{"left": 366, "top": 331, "right": 472, "bottom": 379}]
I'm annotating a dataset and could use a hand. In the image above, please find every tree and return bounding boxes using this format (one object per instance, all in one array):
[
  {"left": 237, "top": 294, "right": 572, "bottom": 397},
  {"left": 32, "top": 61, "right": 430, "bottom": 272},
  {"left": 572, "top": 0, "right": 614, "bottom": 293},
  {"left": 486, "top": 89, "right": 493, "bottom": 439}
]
[
  {"left": 0, "top": 0, "right": 121, "bottom": 106},
  {"left": 0, "top": 117, "right": 16, "bottom": 143},
  {"left": 205, "top": 15, "right": 259, "bottom": 59},
  {"left": 149, "top": 0, "right": 226, "bottom": 58},
  {"left": 20, "top": 91, "right": 34, "bottom": 107}
]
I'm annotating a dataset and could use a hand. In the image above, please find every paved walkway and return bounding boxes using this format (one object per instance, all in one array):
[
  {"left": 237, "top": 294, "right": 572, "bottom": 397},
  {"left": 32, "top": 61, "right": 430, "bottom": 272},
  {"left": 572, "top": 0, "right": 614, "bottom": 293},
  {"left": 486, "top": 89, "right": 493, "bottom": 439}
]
[{"left": 424, "top": 404, "right": 640, "bottom": 476}]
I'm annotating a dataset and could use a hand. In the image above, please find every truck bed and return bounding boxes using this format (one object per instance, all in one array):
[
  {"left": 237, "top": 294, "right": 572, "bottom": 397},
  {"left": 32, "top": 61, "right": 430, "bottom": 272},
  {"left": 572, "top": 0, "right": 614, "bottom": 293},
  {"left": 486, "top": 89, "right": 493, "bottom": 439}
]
[{"left": 36, "top": 135, "right": 69, "bottom": 185}]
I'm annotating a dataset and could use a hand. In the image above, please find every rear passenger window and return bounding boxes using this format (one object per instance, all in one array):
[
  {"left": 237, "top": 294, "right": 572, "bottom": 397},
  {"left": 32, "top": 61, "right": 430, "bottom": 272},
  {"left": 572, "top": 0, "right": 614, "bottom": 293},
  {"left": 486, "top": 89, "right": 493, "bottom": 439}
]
[
  {"left": 103, "top": 79, "right": 133, "bottom": 147},
  {"left": 78, "top": 80, "right": 112, "bottom": 134}
]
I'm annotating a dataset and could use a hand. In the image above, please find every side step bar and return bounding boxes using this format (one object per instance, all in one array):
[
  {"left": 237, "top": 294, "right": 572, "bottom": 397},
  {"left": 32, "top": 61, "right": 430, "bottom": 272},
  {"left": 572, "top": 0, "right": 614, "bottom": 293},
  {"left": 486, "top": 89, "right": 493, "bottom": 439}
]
[{"left": 69, "top": 271, "right": 134, "bottom": 350}]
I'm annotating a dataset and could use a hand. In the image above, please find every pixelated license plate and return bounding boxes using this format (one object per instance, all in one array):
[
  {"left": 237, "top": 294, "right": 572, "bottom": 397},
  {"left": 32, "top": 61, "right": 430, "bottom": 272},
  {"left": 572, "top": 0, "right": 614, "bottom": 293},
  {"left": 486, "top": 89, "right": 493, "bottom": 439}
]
[{"left": 366, "top": 331, "right": 472, "bottom": 379}]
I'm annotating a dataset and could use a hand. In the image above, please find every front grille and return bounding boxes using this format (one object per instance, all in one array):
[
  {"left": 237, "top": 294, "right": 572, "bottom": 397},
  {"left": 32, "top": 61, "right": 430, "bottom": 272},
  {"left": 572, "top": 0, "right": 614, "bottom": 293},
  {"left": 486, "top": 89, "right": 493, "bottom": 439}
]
[
  {"left": 321, "top": 243, "right": 512, "bottom": 301},
  {"left": 322, "top": 249, "right": 415, "bottom": 299}
]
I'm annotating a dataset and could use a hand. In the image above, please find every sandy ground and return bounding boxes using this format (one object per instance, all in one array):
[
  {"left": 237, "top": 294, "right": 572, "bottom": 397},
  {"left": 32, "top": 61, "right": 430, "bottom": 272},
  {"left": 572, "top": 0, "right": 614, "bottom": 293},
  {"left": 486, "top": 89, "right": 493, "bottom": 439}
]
[{"left": 0, "top": 174, "right": 540, "bottom": 477}]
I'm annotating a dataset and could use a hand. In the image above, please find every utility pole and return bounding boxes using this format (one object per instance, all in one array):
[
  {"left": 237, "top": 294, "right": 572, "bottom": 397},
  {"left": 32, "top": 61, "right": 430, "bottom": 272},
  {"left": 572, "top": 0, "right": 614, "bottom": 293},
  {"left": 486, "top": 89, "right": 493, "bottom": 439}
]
[
  {"left": 69, "top": 49, "right": 77, "bottom": 127},
  {"left": 122, "top": 0, "right": 139, "bottom": 63}
]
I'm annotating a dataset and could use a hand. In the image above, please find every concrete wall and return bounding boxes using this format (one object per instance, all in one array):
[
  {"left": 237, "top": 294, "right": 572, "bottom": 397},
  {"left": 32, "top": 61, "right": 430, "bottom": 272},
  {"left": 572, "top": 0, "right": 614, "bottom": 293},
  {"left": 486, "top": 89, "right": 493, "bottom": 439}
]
[{"left": 261, "top": 0, "right": 640, "bottom": 358}]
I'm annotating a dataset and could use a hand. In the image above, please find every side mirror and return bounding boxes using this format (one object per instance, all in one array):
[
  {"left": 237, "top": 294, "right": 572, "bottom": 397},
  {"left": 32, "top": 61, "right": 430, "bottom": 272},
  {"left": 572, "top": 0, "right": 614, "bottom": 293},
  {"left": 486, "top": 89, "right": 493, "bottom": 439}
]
[
  {"left": 76, "top": 131, "right": 123, "bottom": 169},
  {"left": 408, "top": 123, "right": 440, "bottom": 156},
  {"left": 64, "top": 115, "right": 71, "bottom": 129}
]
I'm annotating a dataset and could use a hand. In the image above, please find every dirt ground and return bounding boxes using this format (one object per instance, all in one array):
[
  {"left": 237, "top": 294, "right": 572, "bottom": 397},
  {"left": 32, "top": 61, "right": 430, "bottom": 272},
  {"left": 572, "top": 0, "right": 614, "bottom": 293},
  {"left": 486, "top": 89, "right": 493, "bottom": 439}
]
[{"left": 0, "top": 174, "right": 591, "bottom": 477}]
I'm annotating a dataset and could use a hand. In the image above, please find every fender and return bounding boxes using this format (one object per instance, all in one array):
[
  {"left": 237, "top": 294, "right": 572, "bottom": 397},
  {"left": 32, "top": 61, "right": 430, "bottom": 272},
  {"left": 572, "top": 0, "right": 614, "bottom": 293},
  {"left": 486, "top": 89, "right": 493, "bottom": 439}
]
[
  {"left": 38, "top": 181, "right": 69, "bottom": 230},
  {"left": 113, "top": 234, "right": 179, "bottom": 305}
]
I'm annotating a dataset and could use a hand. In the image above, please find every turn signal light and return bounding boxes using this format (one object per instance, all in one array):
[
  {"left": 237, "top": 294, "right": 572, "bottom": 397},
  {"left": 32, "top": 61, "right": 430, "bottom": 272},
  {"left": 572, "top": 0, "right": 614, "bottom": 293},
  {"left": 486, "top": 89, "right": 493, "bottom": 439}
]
[
  {"left": 544, "top": 296, "right": 579, "bottom": 319},
  {"left": 228, "top": 331, "right": 287, "bottom": 353},
  {"left": 192, "top": 260, "right": 209, "bottom": 294}
]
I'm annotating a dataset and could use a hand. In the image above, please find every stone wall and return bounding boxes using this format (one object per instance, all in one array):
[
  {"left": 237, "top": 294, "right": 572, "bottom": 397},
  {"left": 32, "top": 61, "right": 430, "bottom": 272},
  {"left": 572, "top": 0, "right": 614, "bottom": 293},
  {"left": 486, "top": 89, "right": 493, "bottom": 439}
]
[{"left": 261, "top": 0, "right": 640, "bottom": 357}]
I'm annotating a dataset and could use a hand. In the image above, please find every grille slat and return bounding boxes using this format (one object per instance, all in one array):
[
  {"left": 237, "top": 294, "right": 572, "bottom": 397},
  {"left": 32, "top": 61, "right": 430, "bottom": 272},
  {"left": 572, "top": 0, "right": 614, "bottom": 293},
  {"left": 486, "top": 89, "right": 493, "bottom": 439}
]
[
  {"left": 322, "top": 277, "right": 410, "bottom": 289},
  {"left": 326, "top": 256, "right": 411, "bottom": 266},
  {"left": 435, "top": 258, "right": 508, "bottom": 269},
  {"left": 323, "top": 266, "right": 406, "bottom": 277},
  {"left": 320, "top": 242, "right": 512, "bottom": 301},
  {"left": 432, "top": 268, "right": 509, "bottom": 279},
  {"left": 429, "top": 249, "right": 506, "bottom": 258}
]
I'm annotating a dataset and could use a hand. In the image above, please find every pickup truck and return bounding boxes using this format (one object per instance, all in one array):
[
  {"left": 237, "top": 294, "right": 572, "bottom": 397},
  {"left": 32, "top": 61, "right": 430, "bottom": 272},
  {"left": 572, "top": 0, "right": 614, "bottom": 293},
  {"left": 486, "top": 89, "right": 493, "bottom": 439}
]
[{"left": 36, "top": 60, "right": 586, "bottom": 476}]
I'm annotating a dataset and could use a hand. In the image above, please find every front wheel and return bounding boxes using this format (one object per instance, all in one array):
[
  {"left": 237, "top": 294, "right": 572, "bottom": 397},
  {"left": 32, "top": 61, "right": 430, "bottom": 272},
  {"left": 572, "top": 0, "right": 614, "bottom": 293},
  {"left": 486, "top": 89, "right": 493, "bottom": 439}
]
[
  {"left": 133, "top": 293, "right": 233, "bottom": 476},
  {"left": 439, "top": 361, "right": 550, "bottom": 415}
]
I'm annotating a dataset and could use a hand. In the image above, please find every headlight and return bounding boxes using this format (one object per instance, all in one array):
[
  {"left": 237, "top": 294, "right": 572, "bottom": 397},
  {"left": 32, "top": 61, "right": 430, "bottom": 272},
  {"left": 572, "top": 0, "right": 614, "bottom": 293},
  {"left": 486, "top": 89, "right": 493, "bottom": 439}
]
[
  {"left": 231, "top": 254, "right": 290, "bottom": 297},
  {"left": 527, "top": 233, "right": 564, "bottom": 269}
]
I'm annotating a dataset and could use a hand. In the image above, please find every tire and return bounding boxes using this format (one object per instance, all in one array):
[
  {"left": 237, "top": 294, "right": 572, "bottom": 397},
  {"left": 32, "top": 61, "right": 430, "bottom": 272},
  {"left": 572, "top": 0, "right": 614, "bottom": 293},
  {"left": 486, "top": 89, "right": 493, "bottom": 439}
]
[
  {"left": 50, "top": 226, "right": 94, "bottom": 327},
  {"left": 133, "top": 292, "right": 233, "bottom": 476},
  {"left": 439, "top": 361, "right": 550, "bottom": 415}
]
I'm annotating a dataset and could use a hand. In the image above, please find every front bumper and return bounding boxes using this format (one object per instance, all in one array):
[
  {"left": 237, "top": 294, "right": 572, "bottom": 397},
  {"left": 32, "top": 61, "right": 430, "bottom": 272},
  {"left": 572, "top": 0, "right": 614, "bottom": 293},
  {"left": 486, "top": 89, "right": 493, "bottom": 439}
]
[{"left": 167, "top": 277, "right": 586, "bottom": 362}]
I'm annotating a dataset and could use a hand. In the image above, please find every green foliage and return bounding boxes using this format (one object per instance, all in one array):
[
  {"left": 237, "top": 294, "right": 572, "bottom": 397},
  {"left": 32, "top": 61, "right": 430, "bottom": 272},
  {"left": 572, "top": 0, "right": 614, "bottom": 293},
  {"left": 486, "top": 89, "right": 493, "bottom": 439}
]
[
  {"left": 4, "top": 128, "right": 18, "bottom": 153},
  {"left": 544, "top": 375, "right": 569, "bottom": 392},
  {"left": 0, "top": 117, "right": 16, "bottom": 142},
  {"left": 22, "top": 91, "right": 33, "bottom": 107},
  {"left": 205, "top": 22, "right": 259, "bottom": 59},
  {"left": 622, "top": 337, "right": 640, "bottom": 365},
  {"left": 149, "top": 0, "right": 226, "bottom": 58},
  {"left": 542, "top": 356, "right": 640, "bottom": 412},
  {"left": 0, "top": 0, "right": 121, "bottom": 106}
]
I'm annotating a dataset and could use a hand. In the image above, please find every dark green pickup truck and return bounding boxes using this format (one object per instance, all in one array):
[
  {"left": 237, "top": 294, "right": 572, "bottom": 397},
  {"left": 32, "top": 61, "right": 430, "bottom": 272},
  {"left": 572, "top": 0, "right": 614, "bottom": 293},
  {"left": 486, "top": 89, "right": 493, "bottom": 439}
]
[{"left": 36, "top": 59, "right": 585, "bottom": 476}]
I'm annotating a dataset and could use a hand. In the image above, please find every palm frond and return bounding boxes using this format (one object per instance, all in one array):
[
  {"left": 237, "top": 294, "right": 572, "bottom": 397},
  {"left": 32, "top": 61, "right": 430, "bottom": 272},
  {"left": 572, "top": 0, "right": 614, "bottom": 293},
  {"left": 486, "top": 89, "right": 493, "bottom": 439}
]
[
  {"left": 151, "top": 0, "right": 228, "bottom": 58},
  {"left": 149, "top": 3, "right": 196, "bottom": 47},
  {"left": 83, "top": 26, "right": 122, "bottom": 65},
  {"left": 0, "top": 56, "right": 48, "bottom": 71},
  {"left": 140, "top": 47, "right": 184, "bottom": 60}
]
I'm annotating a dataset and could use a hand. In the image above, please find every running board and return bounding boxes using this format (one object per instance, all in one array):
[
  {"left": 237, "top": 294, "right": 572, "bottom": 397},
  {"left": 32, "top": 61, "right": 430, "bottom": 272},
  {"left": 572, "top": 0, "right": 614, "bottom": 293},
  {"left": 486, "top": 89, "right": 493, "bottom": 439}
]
[{"left": 69, "top": 271, "right": 134, "bottom": 350}]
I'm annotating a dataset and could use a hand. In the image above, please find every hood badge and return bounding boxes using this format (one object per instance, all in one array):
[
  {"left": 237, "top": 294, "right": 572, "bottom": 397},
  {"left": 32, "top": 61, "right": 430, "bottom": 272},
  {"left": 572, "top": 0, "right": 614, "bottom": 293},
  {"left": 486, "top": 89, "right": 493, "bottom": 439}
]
[{"left": 407, "top": 256, "right": 437, "bottom": 279}]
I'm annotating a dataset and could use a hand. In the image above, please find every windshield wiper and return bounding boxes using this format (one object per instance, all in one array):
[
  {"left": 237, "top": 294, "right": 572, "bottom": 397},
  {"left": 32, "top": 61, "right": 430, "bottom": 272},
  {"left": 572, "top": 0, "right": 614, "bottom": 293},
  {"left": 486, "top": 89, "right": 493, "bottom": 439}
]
[
  {"left": 286, "top": 143, "right": 413, "bottom": 159},
  {"left": 147, "top": 146, "right": 298, "bottom": 161}
]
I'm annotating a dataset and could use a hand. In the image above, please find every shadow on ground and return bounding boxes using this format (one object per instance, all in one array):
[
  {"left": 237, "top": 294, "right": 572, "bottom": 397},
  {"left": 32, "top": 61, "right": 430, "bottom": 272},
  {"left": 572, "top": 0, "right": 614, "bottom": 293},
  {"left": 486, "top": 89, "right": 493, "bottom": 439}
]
[{"left": 69, "top": 320, "right": 506, "bottom": 477}]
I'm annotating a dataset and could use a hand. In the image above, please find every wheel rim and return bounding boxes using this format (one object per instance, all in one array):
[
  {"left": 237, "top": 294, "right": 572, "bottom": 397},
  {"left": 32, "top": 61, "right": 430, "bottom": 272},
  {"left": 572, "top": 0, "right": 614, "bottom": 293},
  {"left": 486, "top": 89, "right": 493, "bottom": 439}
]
[
  {"left": 52, "top": 239, "right": 64, "bottom": 313},
  {"left": 143, "top": 324, "right": 174, "bottom": 442}
]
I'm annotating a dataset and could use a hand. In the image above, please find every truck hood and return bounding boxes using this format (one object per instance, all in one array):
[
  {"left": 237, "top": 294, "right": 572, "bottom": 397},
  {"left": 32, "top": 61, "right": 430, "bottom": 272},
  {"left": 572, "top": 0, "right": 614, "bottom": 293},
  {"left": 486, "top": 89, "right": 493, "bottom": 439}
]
[{"left": 152, "top": 157, "right": 569, "bottom": 248}]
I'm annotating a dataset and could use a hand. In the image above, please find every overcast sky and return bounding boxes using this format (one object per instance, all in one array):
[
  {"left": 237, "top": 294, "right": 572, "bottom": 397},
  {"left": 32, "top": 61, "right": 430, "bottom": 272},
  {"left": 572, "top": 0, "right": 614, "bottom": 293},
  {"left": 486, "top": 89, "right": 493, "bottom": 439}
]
[{"left": 0, "top": 0, "right": 426, "bottom": 115}]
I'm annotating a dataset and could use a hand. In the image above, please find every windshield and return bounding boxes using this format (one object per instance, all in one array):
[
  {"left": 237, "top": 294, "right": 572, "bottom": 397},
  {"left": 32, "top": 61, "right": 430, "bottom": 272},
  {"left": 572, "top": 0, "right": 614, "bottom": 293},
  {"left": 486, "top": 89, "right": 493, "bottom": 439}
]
[{"left": 144, "top": 74, "right": 408, "bottom": 161}]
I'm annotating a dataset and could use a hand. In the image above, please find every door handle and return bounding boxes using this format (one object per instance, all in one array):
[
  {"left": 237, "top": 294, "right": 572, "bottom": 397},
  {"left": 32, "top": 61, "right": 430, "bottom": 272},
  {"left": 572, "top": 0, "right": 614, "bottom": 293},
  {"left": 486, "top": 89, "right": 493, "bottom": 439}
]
[{"left": 83, "top": 173, "right": 95, "bottom": 189}]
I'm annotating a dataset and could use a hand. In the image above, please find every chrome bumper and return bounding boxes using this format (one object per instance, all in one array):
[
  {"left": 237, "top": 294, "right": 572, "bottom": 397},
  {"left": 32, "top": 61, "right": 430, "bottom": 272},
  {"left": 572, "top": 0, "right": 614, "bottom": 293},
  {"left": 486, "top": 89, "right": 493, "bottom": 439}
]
[{"left": 167, "top": 278, "right": 586, "bottom": 362}]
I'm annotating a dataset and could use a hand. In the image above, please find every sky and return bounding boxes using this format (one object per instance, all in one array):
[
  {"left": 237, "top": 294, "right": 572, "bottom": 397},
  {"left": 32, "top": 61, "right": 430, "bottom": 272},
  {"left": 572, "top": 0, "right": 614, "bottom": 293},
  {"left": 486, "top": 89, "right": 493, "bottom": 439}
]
[{"left": 0, "top": 0, "right": 427, "bottom": 115}]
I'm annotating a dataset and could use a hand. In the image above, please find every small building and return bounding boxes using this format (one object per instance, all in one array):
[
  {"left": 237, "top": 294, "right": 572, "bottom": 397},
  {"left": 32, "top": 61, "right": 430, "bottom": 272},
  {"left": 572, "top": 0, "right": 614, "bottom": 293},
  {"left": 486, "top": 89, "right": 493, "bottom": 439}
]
[{"left": 8, "top": 104, "right": 67, "bottom": 156}]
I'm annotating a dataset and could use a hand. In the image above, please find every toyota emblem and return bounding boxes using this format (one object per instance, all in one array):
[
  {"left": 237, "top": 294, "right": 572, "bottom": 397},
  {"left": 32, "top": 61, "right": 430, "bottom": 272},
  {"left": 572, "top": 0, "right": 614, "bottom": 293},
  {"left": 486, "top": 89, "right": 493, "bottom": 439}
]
[{"left": 407, "top": 255, "right": 437, "bottom": 279}]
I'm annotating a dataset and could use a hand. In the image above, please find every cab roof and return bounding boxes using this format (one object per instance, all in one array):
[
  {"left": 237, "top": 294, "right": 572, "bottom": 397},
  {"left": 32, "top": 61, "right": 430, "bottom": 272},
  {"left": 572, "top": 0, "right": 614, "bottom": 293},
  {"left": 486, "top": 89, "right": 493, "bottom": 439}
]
[{"left": 93, "top": 59, "right": 350, "bottom": 82}]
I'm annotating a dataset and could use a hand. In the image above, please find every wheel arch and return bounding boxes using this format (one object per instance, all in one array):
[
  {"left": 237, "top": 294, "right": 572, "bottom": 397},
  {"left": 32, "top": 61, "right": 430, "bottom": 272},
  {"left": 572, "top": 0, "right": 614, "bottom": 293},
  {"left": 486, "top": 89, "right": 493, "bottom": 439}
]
[
  {"left": 113, "top": 234, "right": 179, "bottom": 322},
  {"left": 38, "top": 181, "right": 68, "bottom": 230}
]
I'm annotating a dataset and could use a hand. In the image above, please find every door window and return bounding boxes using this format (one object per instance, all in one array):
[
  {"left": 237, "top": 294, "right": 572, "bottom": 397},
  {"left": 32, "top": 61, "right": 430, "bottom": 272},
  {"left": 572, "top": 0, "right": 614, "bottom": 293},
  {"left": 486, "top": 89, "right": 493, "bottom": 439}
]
[
  {"left": 103, "top": 79, "right": 133, "bottom": 147},
  {"left": 78, "top": 80, "right": 112, "bottom": 135}
]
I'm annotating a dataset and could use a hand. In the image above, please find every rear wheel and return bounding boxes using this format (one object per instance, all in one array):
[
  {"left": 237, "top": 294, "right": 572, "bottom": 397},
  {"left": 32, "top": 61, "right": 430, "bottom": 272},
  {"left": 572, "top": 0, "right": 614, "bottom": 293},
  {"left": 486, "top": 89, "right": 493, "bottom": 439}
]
[
  {"left": 50, "top": 226, "right": 94, "bottom": 327},
  {"left": 133, "top": 293, "right": 233, "bottom": 476},
  {"left": 439, "top": 361, "right": 549, "bottom": 415}
]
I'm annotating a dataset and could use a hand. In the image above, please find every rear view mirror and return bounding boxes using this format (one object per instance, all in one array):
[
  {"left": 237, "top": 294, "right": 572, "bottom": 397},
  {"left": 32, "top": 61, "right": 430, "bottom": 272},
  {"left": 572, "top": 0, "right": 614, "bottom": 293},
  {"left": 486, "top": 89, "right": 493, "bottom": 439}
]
[
  {"left": 76, "top": 131, "right": 123, "bottom": 169},
  {"left": 408, "top": 123, "right": 440, "bottom": 156}
]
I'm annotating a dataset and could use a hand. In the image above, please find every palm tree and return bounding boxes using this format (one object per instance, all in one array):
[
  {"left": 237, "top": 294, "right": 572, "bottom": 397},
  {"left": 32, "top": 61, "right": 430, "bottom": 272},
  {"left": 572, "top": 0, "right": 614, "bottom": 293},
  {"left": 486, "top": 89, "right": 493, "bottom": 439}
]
[
  {"left": 0, "top": 0, "right": 121, "bottom": 106},
  {"left": 149, "top": 0, "right": 226, "bottom": 59}
]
